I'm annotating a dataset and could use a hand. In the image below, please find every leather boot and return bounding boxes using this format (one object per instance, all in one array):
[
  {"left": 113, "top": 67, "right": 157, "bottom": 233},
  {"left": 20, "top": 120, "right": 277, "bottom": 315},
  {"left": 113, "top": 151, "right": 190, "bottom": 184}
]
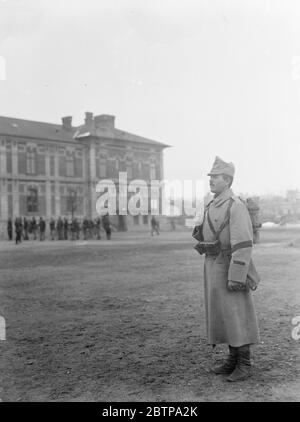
[
  {"left": 227, "top": 345, "right": 251, "bottom": 382},
  {"left": 212, "top": 346, "right": 238, "bottom": 374}
]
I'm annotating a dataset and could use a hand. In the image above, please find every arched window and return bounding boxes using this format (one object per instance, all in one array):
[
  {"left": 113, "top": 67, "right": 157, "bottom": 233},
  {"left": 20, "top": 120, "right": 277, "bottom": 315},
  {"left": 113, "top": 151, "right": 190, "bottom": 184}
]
[
  {"left": 26, "top": 149, "right": 36, "bottom": 174},
  {"left": 66, "top": 153, "right": 75, "bottom": 177}
]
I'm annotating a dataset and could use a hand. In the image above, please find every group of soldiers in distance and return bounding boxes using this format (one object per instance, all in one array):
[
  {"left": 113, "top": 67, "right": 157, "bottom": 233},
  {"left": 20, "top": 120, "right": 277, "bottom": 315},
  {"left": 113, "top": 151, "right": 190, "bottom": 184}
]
[{"left": 7, "top": 213, "right": 112, "bottom": 244}]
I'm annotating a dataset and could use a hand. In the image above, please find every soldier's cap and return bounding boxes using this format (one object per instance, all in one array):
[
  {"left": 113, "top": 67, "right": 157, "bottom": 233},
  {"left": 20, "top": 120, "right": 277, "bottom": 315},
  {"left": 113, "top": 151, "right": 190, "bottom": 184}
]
[{"left": 207, "top": 156, "right": 235, "bottom": 177}]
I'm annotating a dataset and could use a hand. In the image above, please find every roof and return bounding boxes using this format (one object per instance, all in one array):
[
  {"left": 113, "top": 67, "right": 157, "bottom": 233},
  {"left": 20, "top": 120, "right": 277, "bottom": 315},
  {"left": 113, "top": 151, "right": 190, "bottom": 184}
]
[
  {"left": 0, "top": 115, "right": 76, "bottom": 142},
  {"left": 0, "top": 115, "right": 170, "bottom": 148},
  {"left": 74, "top": 124, "right": 169, "bottom": 147}
]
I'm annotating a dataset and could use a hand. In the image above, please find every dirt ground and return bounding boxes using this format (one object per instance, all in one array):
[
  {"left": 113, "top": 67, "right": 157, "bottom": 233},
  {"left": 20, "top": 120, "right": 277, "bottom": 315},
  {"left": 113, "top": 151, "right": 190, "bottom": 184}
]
[{"left": 0, "top": 228, "right": 299, "bottom": 402}]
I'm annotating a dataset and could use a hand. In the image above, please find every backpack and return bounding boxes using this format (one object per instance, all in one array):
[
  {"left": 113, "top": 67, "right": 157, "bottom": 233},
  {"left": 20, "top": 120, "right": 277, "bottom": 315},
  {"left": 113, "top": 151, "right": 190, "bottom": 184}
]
[
  {"left": 225, "top": 196, "right": 262, "bottom": 244},
  {"left": 239, "top": 197, "right": 262, "bottom": 244}
]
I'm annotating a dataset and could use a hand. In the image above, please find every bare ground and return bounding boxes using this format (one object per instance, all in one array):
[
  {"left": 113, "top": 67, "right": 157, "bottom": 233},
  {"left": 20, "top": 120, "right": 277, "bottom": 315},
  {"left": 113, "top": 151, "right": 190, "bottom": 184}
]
[{"left": 0, "top": 228, "right": 299, "bottom": 402}]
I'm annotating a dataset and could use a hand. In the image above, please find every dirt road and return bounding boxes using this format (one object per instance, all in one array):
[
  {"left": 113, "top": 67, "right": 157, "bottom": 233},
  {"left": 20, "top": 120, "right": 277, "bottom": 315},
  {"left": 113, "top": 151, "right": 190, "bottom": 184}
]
[{"left": 0, "top": 229, "right": 299, "bottom": 401}]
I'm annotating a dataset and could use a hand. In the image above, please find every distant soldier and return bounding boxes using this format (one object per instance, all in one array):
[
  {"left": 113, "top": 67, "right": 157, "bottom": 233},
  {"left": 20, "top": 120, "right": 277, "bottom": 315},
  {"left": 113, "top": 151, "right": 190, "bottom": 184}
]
[
  {"left": 7, "top": 217, "right": 13, "bottom": 240},
  {"left": 49, "top": 218, "right": 56, "bottom": 240},
  {"left": 70, "top": 218, "right": 77, "bottom": 241},
  {"left": 102, "top": 212, "right": 111, "bottom": 240},
  {"left": 82, "top": 218, "right": 89, "bottom": 240},
  {"left": 57, "top": 217, "right": 63, "bottom": 240},
  {"left": 63, "top": 217, "right": 69, "bottom": 240},
  {"left": 23, "top": 217, "right": 29, "bottom": 240},
  {"left": 151, "top": 216, "right": 160, "bottom": 236},
  {"left": 75, "top": 218, "right": 80, "bottom": 240},
  {"left": 157, "top": 220, "right": 160, "bottom": 232},
  {"left": 30, "top": 216, "right": 38, "bottom": 240},
  {"left": 39, "top": 217, "right": 46, "bottom": 241},
  {"left": 95, "top": 217, "right": 101, "bottom": 240},
  {"left": 170, "top": 218, "right": 176, "bottom": 231},
  {"left": 15, "top": 217, "right": 22, "bottom": 245}
]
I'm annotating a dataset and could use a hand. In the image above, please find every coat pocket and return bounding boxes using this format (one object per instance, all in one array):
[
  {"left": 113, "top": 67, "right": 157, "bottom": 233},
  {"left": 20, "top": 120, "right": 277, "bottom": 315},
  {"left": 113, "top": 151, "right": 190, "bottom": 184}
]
[{"left": 246, "top": 258, "right": 261, "bottom": 291}]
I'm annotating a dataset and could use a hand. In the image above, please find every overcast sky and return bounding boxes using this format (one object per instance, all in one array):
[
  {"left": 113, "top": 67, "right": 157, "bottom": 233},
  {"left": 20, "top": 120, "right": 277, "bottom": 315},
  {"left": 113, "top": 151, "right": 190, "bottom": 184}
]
[{"left": 0, "top": 0, "right": 300, "bottom": 196}]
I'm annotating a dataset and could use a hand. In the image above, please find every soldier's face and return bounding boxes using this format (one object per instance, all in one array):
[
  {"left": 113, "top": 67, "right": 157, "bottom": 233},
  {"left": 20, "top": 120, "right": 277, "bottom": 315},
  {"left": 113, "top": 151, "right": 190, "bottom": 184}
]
[{"left": 209, "top": 174, "right": 228, "bottom": 195}]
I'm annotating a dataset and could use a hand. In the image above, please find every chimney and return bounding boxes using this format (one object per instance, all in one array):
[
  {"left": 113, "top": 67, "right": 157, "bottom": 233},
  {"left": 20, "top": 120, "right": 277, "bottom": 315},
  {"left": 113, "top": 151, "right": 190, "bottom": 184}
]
[
  {"left": 85, "top": 111, "right": 94, "bottom": 128},
  {"left": 94, "top": 114, "right": 115, "bottom": 129},
  {"left": 61, "top": 116, "right": 72, "bottom": 131}
]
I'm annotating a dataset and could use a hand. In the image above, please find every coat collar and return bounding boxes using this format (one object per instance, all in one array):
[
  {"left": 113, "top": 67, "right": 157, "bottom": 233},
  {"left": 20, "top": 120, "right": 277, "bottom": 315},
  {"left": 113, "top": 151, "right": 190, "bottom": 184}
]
[{"left": 212, "top": 188, "right": 234, "bottom": 207}]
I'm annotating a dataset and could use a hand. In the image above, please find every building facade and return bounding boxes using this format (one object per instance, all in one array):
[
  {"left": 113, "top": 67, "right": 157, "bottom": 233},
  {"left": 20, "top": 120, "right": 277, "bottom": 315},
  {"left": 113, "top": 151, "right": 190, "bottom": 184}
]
[{"left": 0, "top": 112, "right": 169, "bottom": 237}]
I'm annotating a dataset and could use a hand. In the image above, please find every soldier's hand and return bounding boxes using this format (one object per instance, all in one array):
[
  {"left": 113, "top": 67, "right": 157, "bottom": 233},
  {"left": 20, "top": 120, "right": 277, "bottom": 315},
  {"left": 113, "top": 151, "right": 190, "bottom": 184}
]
[{"left": 227, "top": 280, "right": 245, "bottom": 292}]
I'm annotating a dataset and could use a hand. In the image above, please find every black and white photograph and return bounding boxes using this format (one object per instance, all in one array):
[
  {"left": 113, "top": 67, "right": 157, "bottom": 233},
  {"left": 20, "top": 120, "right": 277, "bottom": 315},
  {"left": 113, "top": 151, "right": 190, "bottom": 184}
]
[{"left": 0, "top": 0, "right": 299, "bottom": 405}]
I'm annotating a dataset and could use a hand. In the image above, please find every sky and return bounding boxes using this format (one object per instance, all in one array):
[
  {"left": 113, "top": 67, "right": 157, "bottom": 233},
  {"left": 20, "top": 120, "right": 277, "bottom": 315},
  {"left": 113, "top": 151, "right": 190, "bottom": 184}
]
[{"left": 0, "top": 0, "right": 300, "bottom": 196}]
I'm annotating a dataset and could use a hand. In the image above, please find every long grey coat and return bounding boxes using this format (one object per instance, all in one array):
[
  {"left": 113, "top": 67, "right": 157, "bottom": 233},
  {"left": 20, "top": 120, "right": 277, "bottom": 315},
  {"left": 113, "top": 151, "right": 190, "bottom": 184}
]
[{"left": 200, "top": 188, "right": 260, "bottom": 347}]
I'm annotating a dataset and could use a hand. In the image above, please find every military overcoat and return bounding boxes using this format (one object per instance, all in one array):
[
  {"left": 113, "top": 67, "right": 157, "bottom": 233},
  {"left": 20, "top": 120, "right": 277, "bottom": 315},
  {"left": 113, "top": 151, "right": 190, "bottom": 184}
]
[{"left": 200, "top": 188, "right": 260, "bottom": 347}]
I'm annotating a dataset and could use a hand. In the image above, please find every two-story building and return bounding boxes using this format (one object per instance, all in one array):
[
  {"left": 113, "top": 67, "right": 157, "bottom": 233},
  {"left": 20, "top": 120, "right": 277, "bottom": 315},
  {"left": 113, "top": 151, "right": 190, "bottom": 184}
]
[{"left": 0, "top": 112, "right": 169, "bottom": 237}]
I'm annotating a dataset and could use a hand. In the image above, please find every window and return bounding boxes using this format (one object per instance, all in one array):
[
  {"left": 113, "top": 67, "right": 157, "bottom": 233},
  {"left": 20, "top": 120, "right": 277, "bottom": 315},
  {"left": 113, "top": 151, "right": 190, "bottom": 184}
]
[
  {"left": 119, "top": 159, "right": 126, "bottom": 172},
  {"left": 27, "top": 188, "right": 38, "bottom": 212},
  {"left": 66, "top": 154, "right": 74, "bottom": 177},
  {"left": 150, "top": 163, "right": 156, "bottom": 180},
  {"left": 151, "top": 199, "right": 159, "bottom": 214},
  {"left": 50, "top": 156, "right": 55, "bottom": 176},
  {"left": 59, "top": 156, "right": 66, "bottom": 176},
  {"left": 67, "top": 190, "right": 77, "bottom": 213},
  {"left": 133, "top": 215, "right": 139, "bottom": 225},
  {"left": 142, "top": 163, "right": 150, "bottom": 179},
  {"left": 126, "top": 162, "right": 132, "bottom": 179},
  {"left": 107, "top": 159, "right": 117, "bottom": 178},
  {"left": 133, "top": 162, "right": 140, "bottom": 178},
  {"left": 6, "top": 146, "right": 12, "bottom": 173},
  {"left": 26, "top": 150, "right": 36, "bottom": 174}
]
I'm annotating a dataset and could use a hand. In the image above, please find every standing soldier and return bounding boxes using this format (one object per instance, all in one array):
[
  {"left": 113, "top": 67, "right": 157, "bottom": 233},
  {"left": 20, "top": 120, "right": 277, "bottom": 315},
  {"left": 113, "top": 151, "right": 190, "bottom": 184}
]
[
  {"left": 192, "top": 156, "right": 260, "bottom": 382},
  {"left": 95, "top": 217, "right": 101, "bottom": 240},
  {"left": 57, "top": 217, "right": 63, "bottom": 240},
  {"left": 49, "top": 218, "right": 56, "bottom": 240},
  {"left": 63, "top": 217, "right": 69, "bottom": 240},
  {"left": 7, "top": 217, "right": 13, "bottom": 241},
  {"left": 31, "top": 216, "right": 38, "bottom": 240},
  {"left": 15, "top": 217, "right": 22, "bottom": 245},
  {"left": 102, "top": 212, "right": 112, "bottom": 240},
  {"left": 39, "top": 217, "right": 46, "bottom": 241},
  {"left": 23, "top": 217, "right": 29, "bottom": 240}
]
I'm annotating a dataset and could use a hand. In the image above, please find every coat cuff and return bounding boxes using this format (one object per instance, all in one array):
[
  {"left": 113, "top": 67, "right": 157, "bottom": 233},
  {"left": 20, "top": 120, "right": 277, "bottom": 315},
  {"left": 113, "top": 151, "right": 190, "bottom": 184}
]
[{"left": 228, "top": 240, "right": 253, "bottom": 283}]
